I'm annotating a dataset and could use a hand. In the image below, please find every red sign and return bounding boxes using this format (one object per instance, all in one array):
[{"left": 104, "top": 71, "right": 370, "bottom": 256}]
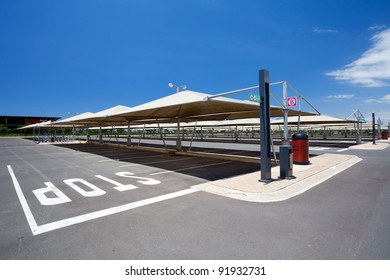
[{"left": 287, "top": 97, "right": 297, "bottom": 107}]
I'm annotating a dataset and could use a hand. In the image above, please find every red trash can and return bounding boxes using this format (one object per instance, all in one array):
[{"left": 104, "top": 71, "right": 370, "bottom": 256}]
[
  {"left": 382, "top": 131, "right": 388, "bottom": 139},
  {"left": 292, "top": 132, "right": 310, "bottom": 165}
]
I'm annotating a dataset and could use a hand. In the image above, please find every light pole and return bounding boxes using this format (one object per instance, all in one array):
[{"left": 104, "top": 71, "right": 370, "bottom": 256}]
[{"left": 168, "top": 83, "right": 187, "bottom": 92}]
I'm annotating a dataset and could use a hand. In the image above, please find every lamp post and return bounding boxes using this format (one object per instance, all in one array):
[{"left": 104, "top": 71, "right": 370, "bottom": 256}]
[{"left": 168, "top": 83, "right": 187, "bottom": 92}]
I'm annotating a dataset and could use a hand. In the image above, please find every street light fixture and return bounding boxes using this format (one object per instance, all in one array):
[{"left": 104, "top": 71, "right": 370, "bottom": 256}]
[{"left": 168, "top": 82, "right": 187, "bottom": 92}]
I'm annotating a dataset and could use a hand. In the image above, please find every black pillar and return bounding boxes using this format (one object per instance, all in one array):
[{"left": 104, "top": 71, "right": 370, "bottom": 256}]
[
  {"left": 372, "top": 113, "right": 376, "bottom": 145},
  {"left": 259, "top": 69, "right": 272, "bottom": 183}
]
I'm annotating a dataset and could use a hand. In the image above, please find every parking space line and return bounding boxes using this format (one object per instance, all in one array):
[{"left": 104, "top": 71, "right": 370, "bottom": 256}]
[
  {"left": 95, "top": 154, "right": 165, "bottom": 162},
  {"left": 7, "top": 165, "right": 40, "bottom": 235},
  {"left": 310, "top": 147, "right": 331, "bottom": 151},
  {"left": 118, "top": 157, "right": 193, "bottom": 168},
  {"left": 99, "top": 159, "right": 116, "bottom": 162},
  {"left": 150, "top": 161, "right": 232, "bottom": 176}
]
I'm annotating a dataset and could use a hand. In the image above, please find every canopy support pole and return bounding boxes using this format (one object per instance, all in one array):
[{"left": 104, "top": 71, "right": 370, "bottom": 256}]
[
  {"left": 113, "top": 124, "right": 119, "bottom": 145},
  {"left": 108, "top": 125, "right": 112, "bottom": 143},
  {"left": 282, "top": 81, "right": 290, "bottom": 144},
  {"left": 259, "top": 69, "right": 272, "bottom": 183},
  {"left": 271, "top": 135, "right": 278, "bottom": 165},
  {"left": 86, "top": 125, "right": 90, "bottom": 143},
  {"left": 372, "top": 113, "right": 376, "bottom": 144},
  {"left": 188, "top": 120, "right": 198, "bottom": 151},
  {"left": 297, "top": 110, "right": 302, "bottom": 132},
  {"left": 323, "top": 125, "right": 327, "bottom": 140},
  {"left": 138, "top": 124, "right": 146, "bottom": 146},
  {"left": 156, "top": 120, "right": 168, "bottom": 152},
  {"left": 176, "top": 116, "right": 182, "bottom": 151},
  {"left": 99, "top": 126, "right": 103, "bottom": 144},
  {"left": 127, "top": 122, "right": 132, "bottom": 146}
]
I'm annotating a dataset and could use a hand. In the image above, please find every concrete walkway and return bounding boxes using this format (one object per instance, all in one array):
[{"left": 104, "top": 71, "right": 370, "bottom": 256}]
[
  {"left": 192, "top": 153, "right": 362, "bottom": 203},
  {"left": 192, "top": 139, "right": 390, "bottom": 202},
  {"left": 349, "top": 139, "right": 390, "bottom": 150}
]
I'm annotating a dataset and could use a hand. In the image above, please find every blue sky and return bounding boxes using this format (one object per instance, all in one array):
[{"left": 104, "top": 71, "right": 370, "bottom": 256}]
[{"left": 1, "top": 0, "right": 390, "bottom": 124}]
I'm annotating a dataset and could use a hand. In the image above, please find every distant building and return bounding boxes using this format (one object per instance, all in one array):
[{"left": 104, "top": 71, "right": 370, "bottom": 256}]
[{"left": 0, "top": 115, "right": 60, "bottom": 129}]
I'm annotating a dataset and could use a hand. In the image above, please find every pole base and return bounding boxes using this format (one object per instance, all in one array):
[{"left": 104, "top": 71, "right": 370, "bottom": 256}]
[
  {"left": 259, "top": 178, "right": 273, "bottom": 183},
  {"left": 278, "top": 175, "right": 296, "bottom": 180}
]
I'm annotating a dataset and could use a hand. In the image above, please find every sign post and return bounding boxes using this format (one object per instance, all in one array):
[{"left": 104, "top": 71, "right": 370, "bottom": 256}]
[{"left": 259, "top": 69, "right": 272, "bottom": 183}]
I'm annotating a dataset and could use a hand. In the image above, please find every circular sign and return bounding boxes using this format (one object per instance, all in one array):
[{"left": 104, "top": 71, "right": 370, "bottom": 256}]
[{"left": 287, "top": 97, "right": 297, "bottom": 107}]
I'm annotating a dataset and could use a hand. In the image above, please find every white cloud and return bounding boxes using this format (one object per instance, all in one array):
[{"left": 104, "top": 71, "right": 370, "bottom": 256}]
[
  {"left": 326, "top": 28, "right": 390, "bottom": 87},
  {"left": 369, "top": 24, "right": 387, "bottom": 31},
  {"left": 327, "top": 94, "right": 355, "bottom": 99},
  {"left": 313, "top": 28, "right": 338, "bottom": 34},
  {"left": 365, "top": 94, "right": 390, "bottom": 103}
]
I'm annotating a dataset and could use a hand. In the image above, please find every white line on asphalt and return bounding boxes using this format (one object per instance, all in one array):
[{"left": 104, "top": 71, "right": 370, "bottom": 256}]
[
  {"left": 7, "top": 165, "right": 40, "bottom": 235},
  {"left": 310, "top": 147, "right": 331, "bottom": 151},
  {"left": 98, "top": 154, "right": 164, "bottom": 162},
  {"left": 118, "top": 157, "right": 193, "bottom": 168},
  {"left": 337, "top": 148, "right": 350, "bottom": 152},
  {"left": 7, "top": 165, "right": 200, "bottom": 235},
  {"left": 150, "top": 161, "right": 232, "bottom": 176},
  {"left": 34, "top": 188, "right": 199, "bottom": 235}
]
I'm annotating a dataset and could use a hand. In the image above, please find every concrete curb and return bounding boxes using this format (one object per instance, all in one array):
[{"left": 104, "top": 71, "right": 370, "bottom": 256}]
[
  {"left": 191, "top": 154, "right": 362, "bottom": 203},
  {"left": 349, "top": 139, "right": 390, "bottom": 150}
]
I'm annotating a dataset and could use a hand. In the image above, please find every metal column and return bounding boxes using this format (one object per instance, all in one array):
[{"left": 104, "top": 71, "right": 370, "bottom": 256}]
[
  {"left": 282, "top": 81, "right": 289, "bottom": 145},
  {"left": 127, "top": 122, "right": 132, "bottom": 146},
  {"left": 99, "top": 125, "right": 103, "bottom": 144},
  {"left": 176, "top": 116, "right": 182, "bottom": 151},
  {"left": 259, "top": 69, "right": 272, "bottom": 183},
  {"left": 372, "top": 113, "right": 376, "bottom": 145}
]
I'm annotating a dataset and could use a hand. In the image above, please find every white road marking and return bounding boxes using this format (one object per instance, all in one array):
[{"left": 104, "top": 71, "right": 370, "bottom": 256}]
[
  {"left": 34, "top": 188, "right": 199, "bottom": 235},
  {"left": 97, "top": 154, "right": 164, "bottom": 163},
  {"left": 98, "top": 159, "right": 116, "bottom": 162},
  {"left": 7, "top": 165, "right": 199, "bottom": 235},
  {"left": 84, "top": 155, "right": 102, "bottom": 158},
  {"left": 309, "top": 147, "right": 331, "bottom": 151},
  {"left": 118, "top": 157, "right": 193, "bottom": 168},
  {"left": 7, "top": 165, "right": 40, "bottom": 235},
  {"left": 150, "top": 161, "right": 232, "bottom": 176},
  {"left": 337, "top": 148, "right": 350, "bottom": 152}
]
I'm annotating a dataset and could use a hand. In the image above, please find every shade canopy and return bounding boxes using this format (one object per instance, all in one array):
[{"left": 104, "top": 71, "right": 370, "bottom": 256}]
[
  {"left": 67, "top": 105, "right": 131, "bottom": 126},
  {"left": 18, "top": 120, "right": 54, "bottom": 130},
  {"left": 271, "top": 114, "right": 360, "bottom": 126},
  {"left": 111, "top": 90, "right": 316, "bottom": 124},
  {"left": 50, "top": 112, "right": 96, "bottom": 127},
  {"left": 45, "top": 90, "right": 318, "bottom": 128}
]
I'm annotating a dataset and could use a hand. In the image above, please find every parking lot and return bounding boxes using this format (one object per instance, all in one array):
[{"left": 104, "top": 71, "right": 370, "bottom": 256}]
[
  {"left": 1, "top": 138, "right": 259, "bottom": 237},
  {"left": 1, "top": 137, "right": 390, "bottom": 260}
]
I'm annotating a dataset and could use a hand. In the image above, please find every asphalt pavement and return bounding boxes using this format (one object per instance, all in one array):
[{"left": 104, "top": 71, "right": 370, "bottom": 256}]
[{"left": 0, "top": 137, "right": 389, "bottom": 259}]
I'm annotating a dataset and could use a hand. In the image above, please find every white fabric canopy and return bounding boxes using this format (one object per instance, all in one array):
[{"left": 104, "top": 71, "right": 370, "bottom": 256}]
[
  {"left": 18, "top": 120, "right": 54, "bottom": 130},
  {"left": 271, "top": 114, "right": 360, "bottom": 125},
  {"left": 69, "top": 105, "right": 131, "bottom": 125},
  {"left": 43, "top": 90, "right": 318, "bottom": 128},
  {"left": 112, "top": 90, "right": 315, "bottom": 124}
]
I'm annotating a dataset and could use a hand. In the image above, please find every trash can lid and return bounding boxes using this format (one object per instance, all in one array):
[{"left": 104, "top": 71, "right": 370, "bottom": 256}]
[{"left": 292, "top": 132, "right": 309, "bottom": 140}]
